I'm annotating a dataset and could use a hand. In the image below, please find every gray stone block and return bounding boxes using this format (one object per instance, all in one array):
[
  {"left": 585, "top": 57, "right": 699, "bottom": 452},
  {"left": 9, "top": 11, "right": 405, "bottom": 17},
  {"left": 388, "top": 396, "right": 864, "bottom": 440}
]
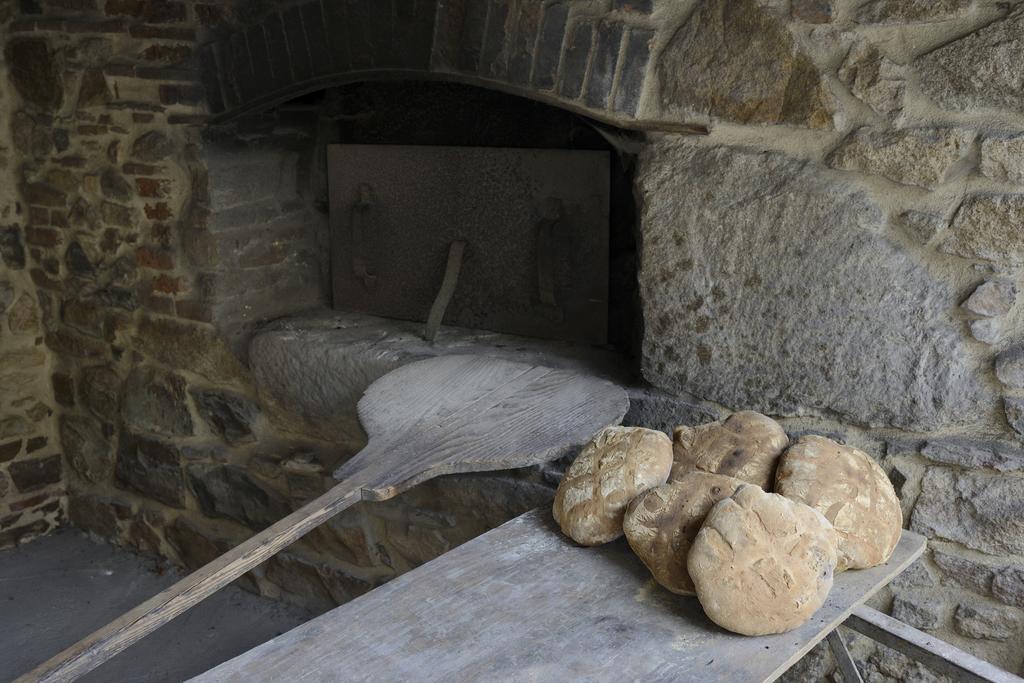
[
  {"left": 61, "top": 414, "right": 111, "bottom": 484},
  {"left": 892, "top": 593, "right": 943, "bottom": 630},
  {"left": 1004, "top": 398, "right": 1024, "bottom": 439},
  {"left": 121, "top": 366, "right": 194, "bottom": 438},
  {"left": 557, "top": 20, "right": 591, "bottom": 100},
  {"left": 187, "top": 463, "right": 291, "bottom": 530},
  {"left": 962, "top": 280, "right": 1017, "bottom": 317},
  {"left": 191, "top": 388, "right": 260, "bottom": 446},
  {"left": 637, "top": 141, "right": 989, "bottom": 431},
  {"left": 996, "top": 347, "right": 1024, "bottom": 389},
  {"left": 657, "top": 0, "right": 830, "bottom": 127},
  {"left": 911, "top": 468, "right": 1024, "bottom": 556},
  {"left": 981, "top": 136, "right": 1024, "bottom": 185},
  {"left": 954, "top": 601, "right": 1021, "bottom": 641},
  {"left": 944, "top": 194, "right": 1024, "bottom": 265},
  {"left": 857, "top": 0, "right": 972, "bottom": 23},
  {"left": 921, "top": 437, "right": 1024, "bottom": 472},
  {"left": 827, "top": 127, "right": 972, "bottom": 190},
  {"left": 115, "top": 433, "right": 186, "bottom": 508},
  {"left": 917, "top": 8, "right": 1024, "bottom": 112}
]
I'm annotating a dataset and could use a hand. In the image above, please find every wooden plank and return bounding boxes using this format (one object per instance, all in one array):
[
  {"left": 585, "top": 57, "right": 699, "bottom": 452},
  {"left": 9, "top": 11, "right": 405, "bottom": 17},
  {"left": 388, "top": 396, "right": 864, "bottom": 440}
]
[
  {"left": 845, "top": 606, "right": 1023, "bottom": 683},
  {"left": 195, "top": 510, "right": 926, "bottom": 683},
  {"left": 18, "top": 356, "right": 628, "bottom": 682},
  {"left": 827, "top": 629, "right": 864, "bottom": 683}
]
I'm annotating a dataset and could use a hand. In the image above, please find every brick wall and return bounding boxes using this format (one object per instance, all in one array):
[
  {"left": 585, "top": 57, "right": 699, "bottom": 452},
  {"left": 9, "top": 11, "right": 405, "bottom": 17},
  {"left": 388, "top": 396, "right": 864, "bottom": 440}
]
[
  {"left": 0, "top": 2, "right": 64, "bottom": 548},
  {"left": 0, "top": 0, "right": 552, "bottom": 621}
]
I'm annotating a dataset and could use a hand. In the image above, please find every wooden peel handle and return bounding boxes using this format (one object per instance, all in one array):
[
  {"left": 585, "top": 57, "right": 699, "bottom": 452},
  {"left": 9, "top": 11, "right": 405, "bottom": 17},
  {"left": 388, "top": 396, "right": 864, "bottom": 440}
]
[{"left": 17, "top": 476, "right": 372, "bottom": 683}]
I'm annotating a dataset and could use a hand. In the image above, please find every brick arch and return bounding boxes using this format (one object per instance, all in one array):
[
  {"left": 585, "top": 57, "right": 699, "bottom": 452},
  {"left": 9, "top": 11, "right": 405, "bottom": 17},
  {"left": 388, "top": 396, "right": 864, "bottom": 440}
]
[{"left": 199, "top": 0, "right": 689, "bottom": 131}]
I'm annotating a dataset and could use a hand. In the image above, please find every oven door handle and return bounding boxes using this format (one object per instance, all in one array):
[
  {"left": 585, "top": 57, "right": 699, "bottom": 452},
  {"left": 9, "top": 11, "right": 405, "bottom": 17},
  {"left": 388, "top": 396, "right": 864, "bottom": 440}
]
[{"left": 350, "top": 183, "right": 378, "bottom": 291}]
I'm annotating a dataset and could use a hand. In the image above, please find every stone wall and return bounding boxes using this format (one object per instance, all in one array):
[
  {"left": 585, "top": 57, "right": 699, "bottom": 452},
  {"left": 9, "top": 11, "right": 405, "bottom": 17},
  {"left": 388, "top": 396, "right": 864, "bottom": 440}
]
[
  {"left": 634, "top": 0, "right": 1024, "bottom": 676},
  {"left": 4, "top": 0, "right": 1024, "bottom": 679},
  {"left": 0, "top": 1, "right": 64, "bottom": 549},
  {"left": 1, "top": 0, "right": 555, "bottom": 619}
]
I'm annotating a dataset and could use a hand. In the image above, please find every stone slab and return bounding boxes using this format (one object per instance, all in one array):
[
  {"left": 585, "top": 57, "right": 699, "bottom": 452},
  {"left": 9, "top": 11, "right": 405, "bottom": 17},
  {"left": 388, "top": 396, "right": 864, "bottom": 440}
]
[
  {"left": 248, "top": 309, "right": 630, "bottom": 444},
  {"left": 194, "top": 509, "right": 925, "bottom": 683}
]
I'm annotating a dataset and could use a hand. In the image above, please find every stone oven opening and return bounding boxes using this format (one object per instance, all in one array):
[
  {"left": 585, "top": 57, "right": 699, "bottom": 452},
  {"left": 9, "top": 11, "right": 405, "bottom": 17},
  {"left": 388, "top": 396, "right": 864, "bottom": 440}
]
[
  {"left": 197, "top": 79, "right": 644, "bottom": 448},
  {"left": 203, "top": 80, "right": 641, "bottom": 362}
]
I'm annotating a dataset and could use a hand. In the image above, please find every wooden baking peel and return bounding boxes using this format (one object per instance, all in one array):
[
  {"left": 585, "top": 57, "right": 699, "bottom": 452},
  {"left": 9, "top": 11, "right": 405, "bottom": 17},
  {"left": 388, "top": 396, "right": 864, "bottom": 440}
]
[{"left": 20, "top": 354, "right": 628, "bottom": 682}]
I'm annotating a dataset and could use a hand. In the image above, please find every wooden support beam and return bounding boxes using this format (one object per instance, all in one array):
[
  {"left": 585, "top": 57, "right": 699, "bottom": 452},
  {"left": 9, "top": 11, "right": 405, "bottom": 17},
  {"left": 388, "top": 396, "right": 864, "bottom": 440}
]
[
  {"left": 844, "top": 606, "right": 1023, "bottom": 683},
  {"left": 827, "top": 629, "right": 864, "bottom": 683}
]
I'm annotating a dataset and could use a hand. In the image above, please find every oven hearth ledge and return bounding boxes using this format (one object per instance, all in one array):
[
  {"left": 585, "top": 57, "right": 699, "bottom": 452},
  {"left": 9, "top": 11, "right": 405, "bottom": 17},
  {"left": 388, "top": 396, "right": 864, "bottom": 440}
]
[{"left": 248, "top": 309, "right": 631, "bottom": 447}]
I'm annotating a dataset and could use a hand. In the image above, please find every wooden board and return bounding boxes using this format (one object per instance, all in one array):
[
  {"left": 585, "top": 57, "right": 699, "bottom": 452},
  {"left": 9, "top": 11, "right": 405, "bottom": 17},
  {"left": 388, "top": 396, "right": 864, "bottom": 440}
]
[
  {"left": 19, "top": 356, "right": 628, "bottom": 682},
  {"left": 195, "top": 510, "right": 926, "bottom": 683},
  {"left": 846, "top": 606, "right": 1022, "bottom": 683}
]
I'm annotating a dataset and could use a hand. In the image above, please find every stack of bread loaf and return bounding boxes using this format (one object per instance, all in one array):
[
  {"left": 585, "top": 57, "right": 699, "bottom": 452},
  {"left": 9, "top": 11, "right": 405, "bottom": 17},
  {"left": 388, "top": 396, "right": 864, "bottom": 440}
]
[{"left": 552, "top": 413, "right": 902, "bottom": 636}]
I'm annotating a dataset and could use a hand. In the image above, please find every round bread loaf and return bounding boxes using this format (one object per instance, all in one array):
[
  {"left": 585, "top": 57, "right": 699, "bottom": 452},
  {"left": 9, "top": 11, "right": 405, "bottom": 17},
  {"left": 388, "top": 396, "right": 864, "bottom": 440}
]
[
  {"left": 623, "top": 471, "right": 744, "bottom": 595},
  {"left": 553, "top": 426, "right": 672, "bottom": 546},
  {"left": 671, "top": 411, "right": 788, "bottom": 489},
  {"left": 774, "top": 435, "right": 902, "bottom": 571},
  {"left": 688, "top": 485, "right": 839, "bottom": 636}
]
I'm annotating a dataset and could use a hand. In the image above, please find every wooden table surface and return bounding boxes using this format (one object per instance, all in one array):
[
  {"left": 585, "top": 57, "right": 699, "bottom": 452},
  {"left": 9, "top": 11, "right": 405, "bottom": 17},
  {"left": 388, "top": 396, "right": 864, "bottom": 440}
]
[{"left": 194, "top": 509, "right": 926, "bottom": 683}]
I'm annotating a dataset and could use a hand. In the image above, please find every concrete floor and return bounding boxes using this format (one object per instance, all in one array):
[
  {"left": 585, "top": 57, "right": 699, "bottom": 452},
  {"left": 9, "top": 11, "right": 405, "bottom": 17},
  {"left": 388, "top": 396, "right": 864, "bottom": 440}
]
[{"left": 0, "top": 529, "right": 311, "bottom": 682}]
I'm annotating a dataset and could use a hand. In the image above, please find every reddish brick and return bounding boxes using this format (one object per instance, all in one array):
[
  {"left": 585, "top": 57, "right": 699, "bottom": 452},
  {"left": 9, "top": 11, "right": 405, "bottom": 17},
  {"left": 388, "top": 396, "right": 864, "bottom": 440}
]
[
  {"left": 135, "top": 245, "right": 173, "bottom": 270},
  {"left": 142, "top": 43, "right": 192, "bottom": 64},
  {"left": 129, "top": 24, "right": 194, "bottom": 40},
  {"left": 50, "top": 211, "right": 69, "bottom": 229},
  {"left": 63, "top": 299, "right": 100, "bottom": 332},
  {"left": 122, "top": 162, "right": 161, "bottom": 176},
  {"left": 239, "top": 244, "right": 287, "bottom": 268},
  {"left": 65, "top": 18, "right": 128, "bottom": 33},
  {"left": 135, "top": 66, "right": 192, "bottom": 81},
  {"left": 11, "top": 492, "right": 52, "bottom": 512},
  {"left": 36, "top": 18, "right": 67, "bottom": 31},
  {"left": 103, "top": 310, "right": 132, "bottom": 342},
  {"left": 135, "top": 177, "right": 168, "bottom": 198},
  {"left": 150, "top": 222, "right": 171, "bottom": 245},
  {"left": 23, "top": 183, "right": 67, "bottom": 207},
  {"left": 144, "top": 203, "right": 172, "bottom": 220},
  {"left": 151, "top": 274, "right": 182, "bottom": 294},
  {"left": 9, "top": 19, "right": 37, "bottom": 32},
  {"left": 25, "top": 227, "right": 63, "bottom": 248},
  {"left": 52, "top": 373, "right": 75, "bottom": 407},
  {"left": 54, "top": 156, "right": 87, "bottom": 168},
  {"left": 194, "top": 3, "right": 224, "bottom": 25},
  {"left": 175, "top": 299, "right": 212, "bottom": 322},
  {"left": 30, "top": 269, "right": 63, "bottom": 291},
  {"left": 166, "top": 114, "right": 208, "bottom": 125},
  {"left": 158, "top": 84, "right": 203, "bottom": 105},
  {"left": 105, "top": 0, "right": 145, "bottom": 16},
  {"left": 144, "top": 1, "right": 187, "bottom": 23},
  {"left": 29, "top": 206, "right": 50, "bottom": 226},
  {"left": 104, "top": 64, "right": 136, "bottom": 78},
  {"left": 100, "top": 228, "right": 121, "bottom": 254},
  {"left": 144, "top": 293, "right": 175, "bottom": 315},
  {"left": 77, "top": 124, "right": 109, "bottom": 136}
]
